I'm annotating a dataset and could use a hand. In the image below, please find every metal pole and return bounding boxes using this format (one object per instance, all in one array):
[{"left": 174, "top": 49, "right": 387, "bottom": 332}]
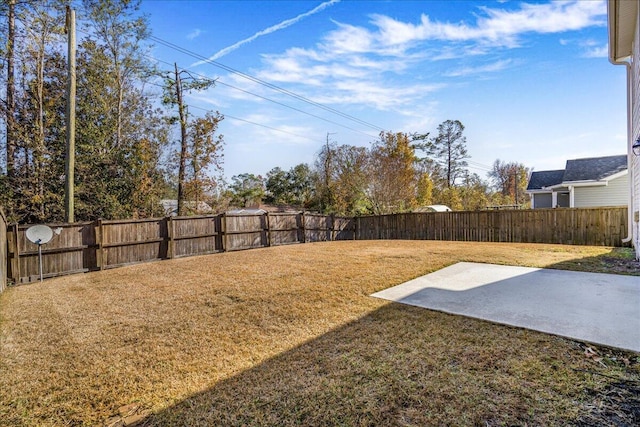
[
  {"left": 38, "top": 244, "right": 43, "bottom": 282},
  {"left": 64, "top": 7, "right": 76, "bottom": 223}
]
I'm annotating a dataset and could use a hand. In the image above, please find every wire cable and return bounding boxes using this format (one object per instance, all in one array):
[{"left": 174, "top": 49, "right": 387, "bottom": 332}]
[
  {"left": 144, "top": 80, "right": 327, "bottom": 144},
  {"left": 146, "top": 55, "right": 378, "bottom": 139},
  {"left": 148, "top": 34, "right": 385, "bottom": 132}
]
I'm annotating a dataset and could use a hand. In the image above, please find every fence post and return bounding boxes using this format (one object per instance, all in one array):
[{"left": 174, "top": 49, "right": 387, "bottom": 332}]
[
  {"left": 265, "top": 212, "right": 271, "bottom": 247},
  {"left": 353, "top": 216, "right": 357, "bottom": 240},
  {"left": 0, "top": 210, "right": 5, "bottom": 292},
  {"left": 329, "top": 213, "right": 335, "bottom": 241},
  {"left": 221, "top": 213, "right": 227, "bottom": 252},
  {"left": 300, "top": 212, "right": 306, "bottom": 244},
  {"left": 96, "top": 219, "right": 105, "bottom": 270},
  {"left": 166, "top": 216, "right": 174, "bottom": 259},
  {"left": 9, "top": 223, "right": 20, "bottom": 284}
]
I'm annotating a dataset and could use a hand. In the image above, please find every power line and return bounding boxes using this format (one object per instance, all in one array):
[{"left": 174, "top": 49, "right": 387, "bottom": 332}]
[
  {"left": 147, "top": 35, "right": 385, "bottom": 132},
  {"left": 145, "top": 80, "right": 326, "bottom": 144},
  {"left": 146, "top": 55, "right": 378, "bottom": 139},
  {"left": 69, "top": 24, "right": 381, "bottom": 139}
]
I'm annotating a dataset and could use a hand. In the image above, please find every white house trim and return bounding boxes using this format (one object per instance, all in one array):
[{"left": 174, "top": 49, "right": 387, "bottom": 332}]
[
  {"left": 608, "top": 0, "right": 639, "bottom": 257},
  {"left": 560, "top": 181, "right": 609, "bottom": 188},
  {"left": 603, "top": 169, "right": 629, "bottom": 181}
]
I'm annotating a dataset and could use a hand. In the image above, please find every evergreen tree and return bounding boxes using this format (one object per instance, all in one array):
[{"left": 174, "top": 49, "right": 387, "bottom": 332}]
[{"left": 419, "top": 120, "right": 469, "bottom": 188}]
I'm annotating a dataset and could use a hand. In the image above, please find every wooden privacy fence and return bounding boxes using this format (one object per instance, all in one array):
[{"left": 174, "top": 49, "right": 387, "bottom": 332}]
[
  {"left": 356, "top": 207, "right": 628, "bottom": 246},
  {"left": 4, "top": 207, "right": 628, "bottom": 285},
  {"left": 0, "top": 208, "right": 7, "bottom": 293},
  {"left": 7, "top": 212, "right": 355, "bottom": 284}
]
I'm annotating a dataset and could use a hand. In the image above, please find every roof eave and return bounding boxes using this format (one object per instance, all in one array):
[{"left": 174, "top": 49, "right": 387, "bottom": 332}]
[
  {"left": 608, "top": 0, "right": 637, "bottom": 63},
  {"left": 560, "top": 180, "right": 608, "bottom": 188}
]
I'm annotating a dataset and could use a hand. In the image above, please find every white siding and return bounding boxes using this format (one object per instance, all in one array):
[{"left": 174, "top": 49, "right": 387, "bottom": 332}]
[
  {"left": 573, "top": 175, "right": 630, "bottom": 208},
  {"left": 632, "top": 5, "right": 640, "bottom": 257}
]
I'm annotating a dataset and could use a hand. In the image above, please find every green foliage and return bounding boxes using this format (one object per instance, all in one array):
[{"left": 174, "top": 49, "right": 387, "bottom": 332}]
[
  {"left": 265, "top": 163, "right": 314, "bottom": 207},
  {"left": 304, "top": 122, "right": 533, "bottom": 214},
  {"left": 73, "top": 0, "right": 169, "bottom": 220},
  {"left": 161, "top": 62, "right": 220, "bottom": 216},
  {"left": 184, "top": 111, "right": 224, "bottom": 209},
  {"left": 229, "top": 173, "right": 265, "bottom": 208},
  {"left": 366, "top": 131, "right": 419, "bottom": 214},
  {"left": 0, "top": 0, "right": 172, "bottom": 222},
  {"left": 314, "top": 141, "right": 370, "bottom": 215}
]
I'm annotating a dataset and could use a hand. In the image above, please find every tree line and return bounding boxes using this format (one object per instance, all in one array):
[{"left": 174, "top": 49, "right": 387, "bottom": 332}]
[
  {"left": 219, "top": 121, "right": 530, "bottom": 216},
  {"left": 1, "top": 0, "right": 223, "bottom": 223},
  {"left": 1, "top": 0, "right": 529, "bottom": 224}
]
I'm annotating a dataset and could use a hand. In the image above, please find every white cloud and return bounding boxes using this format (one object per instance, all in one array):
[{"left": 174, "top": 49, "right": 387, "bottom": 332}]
[
  {"left": 202, "top": 0, "right": 609, "bottom": 150},
  {"left": 582, "top": 45, "right": 608, "bottom": 58},
  {"left": 445, "top": 59, "right": 513, "bottom": 77},
  {"left": 364, "top": 0, "right": 606, "bottom": 50},
  {"left": 314, "top": 80, "right": 443, "bottom": 110},
  {"left": 321, "top": 21, "right": 374, "bottom": 54},
  {"left": 187, "top": 29, "right": 202, "bottom": 40}
]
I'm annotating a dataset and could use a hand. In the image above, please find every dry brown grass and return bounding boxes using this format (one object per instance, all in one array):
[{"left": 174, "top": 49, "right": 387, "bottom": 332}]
[{"left": 0, "top": 240, "right": 638, "bottom": 426}]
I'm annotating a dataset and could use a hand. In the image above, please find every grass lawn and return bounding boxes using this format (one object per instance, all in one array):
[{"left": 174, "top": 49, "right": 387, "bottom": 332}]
[{"left": 0, "top": 240, "right": 638, "bottom": 426}]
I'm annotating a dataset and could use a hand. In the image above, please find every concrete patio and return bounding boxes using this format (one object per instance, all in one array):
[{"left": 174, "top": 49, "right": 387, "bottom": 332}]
[{"left": 372, "top": 262, "right": 640, "bottom": 352}]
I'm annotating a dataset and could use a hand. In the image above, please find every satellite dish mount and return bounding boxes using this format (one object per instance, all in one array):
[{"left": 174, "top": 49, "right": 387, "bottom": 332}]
[{"left": 25, "top": 225, "right": 61, "bottom": 282}]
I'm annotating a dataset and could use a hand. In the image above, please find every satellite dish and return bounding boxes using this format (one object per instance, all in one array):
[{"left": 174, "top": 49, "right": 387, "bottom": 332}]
[
  {"left": 26, "top": 224, "right": 54, "bottom": 245},
  {"left": 25, "top": 225, "right": 59, "bottom": 282}
]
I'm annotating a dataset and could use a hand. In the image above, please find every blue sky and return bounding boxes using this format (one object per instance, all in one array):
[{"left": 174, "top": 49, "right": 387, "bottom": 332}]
[{"left": 139, "top": 0, "right": 626, "bottom": 180}]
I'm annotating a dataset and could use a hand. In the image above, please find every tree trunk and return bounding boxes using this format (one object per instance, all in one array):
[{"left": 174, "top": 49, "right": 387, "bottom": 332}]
[{"left": 175, "top": 63, "right": 188, "bottom": 217}]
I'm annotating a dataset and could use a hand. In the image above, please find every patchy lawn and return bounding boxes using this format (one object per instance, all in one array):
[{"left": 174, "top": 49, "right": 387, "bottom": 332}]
[{"left": 0, "top": 241, "right": 638, "bottom": 426}]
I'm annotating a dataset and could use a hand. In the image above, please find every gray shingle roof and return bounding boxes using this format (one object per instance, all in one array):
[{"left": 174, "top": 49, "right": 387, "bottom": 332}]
[
  {"left": 562, "top": 154, "right": 628, "bottom": 182},
  {"left": 526, "top": 170, "right": 565, "bottom": 191},
  {"left": 527, "top": 155, "right": 627, "bottom": 191}
]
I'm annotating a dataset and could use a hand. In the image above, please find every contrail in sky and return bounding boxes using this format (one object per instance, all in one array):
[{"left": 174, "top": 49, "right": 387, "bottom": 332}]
[{"left": 192, "top": 0, "right": 340, "bottom": 66}]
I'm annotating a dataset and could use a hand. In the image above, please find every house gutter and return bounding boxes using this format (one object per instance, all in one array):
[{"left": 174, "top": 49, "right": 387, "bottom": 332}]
[
  {"left": 608, "top": 59, "right": 633, "bottom": 244},
  {"left": 608, "top": 0, "right": 634, "bottom": 244}
]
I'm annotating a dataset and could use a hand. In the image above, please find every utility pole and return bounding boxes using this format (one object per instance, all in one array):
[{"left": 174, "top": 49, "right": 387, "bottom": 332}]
[
  {"left": 514, "top": 170, "right": 519, "bottom": 208},
  {"left": 324, "top": 132, "right": 336, "bottom": 211},
  {"left": 64, "top": 6, "right": 76, "bottom": 222},
  {"left": 6, "top": 0, "right": 16, "bottom": 181},
  {"left": 174, "top": 63, "right": 188, "bottom": 217}
]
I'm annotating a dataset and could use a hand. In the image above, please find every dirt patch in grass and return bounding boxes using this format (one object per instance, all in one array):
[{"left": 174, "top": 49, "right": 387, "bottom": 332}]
[{"left": 0, "top": 241, "right": 638, "bottom": 426}]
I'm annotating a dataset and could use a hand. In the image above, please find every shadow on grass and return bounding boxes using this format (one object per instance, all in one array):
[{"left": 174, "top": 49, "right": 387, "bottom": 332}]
[
  {"left": 546, "top": 247, "right": 640, "bottom": 276},
  {"left": 136, "top": 301, "right": 637, "bottom": 427}
]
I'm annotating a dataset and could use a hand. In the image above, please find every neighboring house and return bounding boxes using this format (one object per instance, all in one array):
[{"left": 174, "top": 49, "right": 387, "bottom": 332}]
[
  {"left": 226, "top": 208, "right": 267, "bottom": 215},
  {"left": 608, "top": 0, "right": 640, "bottom": 258},
  {"left": 414, "top": 205, "right": 452, "bottom": 213},
  {"left": 526, "top": 155, "right": 629, "bottom": 209},
  {"left": 160, "top": 199, "right": 213, "bottom": 216}
]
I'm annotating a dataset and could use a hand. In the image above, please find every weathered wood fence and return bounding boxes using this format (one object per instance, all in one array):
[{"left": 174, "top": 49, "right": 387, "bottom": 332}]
[
  {"left": 0, "top": 209, "right": 7, "bottom": 293},
  {"left": 355, "top": 207, "right": 628, "bottom": 246},
  {"left": 3, "top": 207, "right": 628, "bottom": 286},
  {"left": 7, "top": 212, "right": 355, "bottom": 284}
]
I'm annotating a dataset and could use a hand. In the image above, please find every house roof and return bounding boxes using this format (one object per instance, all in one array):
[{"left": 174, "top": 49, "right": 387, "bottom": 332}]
[
  {"left": 226, "top": 208, "right": 267, "bottom": 215},
  {"left": 414, "top": 205, "right": 452, "bottom": 213},
  {"left": 526, "top": 154, "right": 628, "bottom": 191},
  {"left": 526, "top": 170, "right": 565, "bottom": 191},
  {"left": 160, "top": 199, "right": 213, "bottom": 216},
  {"left": 562, "top": 154, "right": 628, "bottom": 182}
]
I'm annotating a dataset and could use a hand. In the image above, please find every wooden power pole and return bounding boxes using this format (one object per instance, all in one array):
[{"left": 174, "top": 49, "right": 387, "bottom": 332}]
[
  {"left": 174, "top": 63, "right": 188, "bottom": 217},
  {"left": 64, "top": 6, "right": 76, "bottom": 222},
  {"left": 6, "top": 0, "right": 16, "bottom": 181}
]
